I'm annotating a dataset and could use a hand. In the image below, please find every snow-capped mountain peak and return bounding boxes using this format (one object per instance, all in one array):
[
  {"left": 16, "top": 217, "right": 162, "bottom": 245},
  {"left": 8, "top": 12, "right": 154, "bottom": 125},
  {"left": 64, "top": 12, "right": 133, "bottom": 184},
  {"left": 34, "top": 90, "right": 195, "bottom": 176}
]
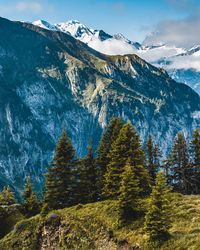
[
  {"left": 93, "top": 30, "right": 112, "bottom": 41},
  {"left": 113, "top": 33, "right": 129, "bottom": 42},
  {"left": 176, "top": 45, "right": 200, "bottom": 57},
  {"left": 32, "top": 20, "right": 58, "bottom": 31},
  {"left": 32, "top": 19, "right": 140, "bottom": 55},
  {"left": 56, "top": 20, "right": 94, "bottom": 39}
]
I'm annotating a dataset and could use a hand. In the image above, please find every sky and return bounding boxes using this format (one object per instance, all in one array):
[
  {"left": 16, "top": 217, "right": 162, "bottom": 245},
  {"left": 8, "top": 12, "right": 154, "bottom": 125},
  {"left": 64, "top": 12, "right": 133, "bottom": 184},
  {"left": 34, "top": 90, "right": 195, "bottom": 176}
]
[{"left": 0, "top": 0, "right": 200, "bottom": 45}]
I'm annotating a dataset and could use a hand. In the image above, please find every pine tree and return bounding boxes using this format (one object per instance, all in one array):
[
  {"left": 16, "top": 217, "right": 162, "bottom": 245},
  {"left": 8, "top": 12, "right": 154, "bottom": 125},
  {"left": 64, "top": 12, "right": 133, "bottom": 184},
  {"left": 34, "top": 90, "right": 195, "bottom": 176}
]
[
  {"left": 118, "top": 159, "right": 141, "bottom": 223},
  {"left": 144, "top": 172, "right": 172, "bottom": 241},
  {"left": 191, "top": 129, "right": 200, "bottom": 167},
  {"left": 153, "top": 144, "right": 162, "bottom": 169},
  {"left": 0, "top": 186, "right": 16, "bottom": 206},
  {"left": 44, "top": 129, "right": 75, "bottom": 210},
  {"left": 131, "top": 131, "right": 150, "bottom": 195},
  {"left": 23, "top": 177, "right": 39, "bottom": 216},
  {"left": 146, "top": 135, "right": 161, "bottom": 184},
  {"left": 170, "top": 132, "right": 191, "bottom": 193},
  {"left": 77, "top": 145, "right": 98, "bottom": 204},
  {"left": 103, "top": 122, "right": 150, "bottom": 199},
  {"left": 96, "top": 117, "right": 124, "bottom": 197},
  {"left": 146, "top": 135, "right": 156, "bottom": 183},
  {"left": 162, "top": 154, "right": 173, "bottom": 185},
  {"left": 103, "top": 122, "right": 134, "bottom": 199},
  {"left": 189, "top": 129, "right": 200, "bottom": 193}
]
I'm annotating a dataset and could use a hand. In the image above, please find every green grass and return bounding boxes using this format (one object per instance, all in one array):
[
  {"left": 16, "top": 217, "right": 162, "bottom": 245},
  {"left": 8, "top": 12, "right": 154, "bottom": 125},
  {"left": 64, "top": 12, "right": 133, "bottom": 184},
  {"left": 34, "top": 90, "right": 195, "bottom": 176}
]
[{"left": 1, "top": 194, "right": 200, "bottom": 249}]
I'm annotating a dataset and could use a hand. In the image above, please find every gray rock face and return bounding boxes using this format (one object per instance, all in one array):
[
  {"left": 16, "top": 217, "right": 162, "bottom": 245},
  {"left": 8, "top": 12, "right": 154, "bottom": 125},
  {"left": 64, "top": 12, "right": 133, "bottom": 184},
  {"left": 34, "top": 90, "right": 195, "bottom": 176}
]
[{"left": 0, "top": 17, "right": 200, "bottom": 192}]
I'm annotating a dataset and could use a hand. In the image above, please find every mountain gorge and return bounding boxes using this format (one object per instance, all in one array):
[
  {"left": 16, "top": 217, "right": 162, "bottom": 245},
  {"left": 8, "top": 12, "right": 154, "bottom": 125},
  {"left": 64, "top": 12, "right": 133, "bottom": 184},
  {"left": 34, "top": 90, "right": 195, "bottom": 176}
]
[{"left": 0, "top": 17, "right": 200, "bottom": 191}]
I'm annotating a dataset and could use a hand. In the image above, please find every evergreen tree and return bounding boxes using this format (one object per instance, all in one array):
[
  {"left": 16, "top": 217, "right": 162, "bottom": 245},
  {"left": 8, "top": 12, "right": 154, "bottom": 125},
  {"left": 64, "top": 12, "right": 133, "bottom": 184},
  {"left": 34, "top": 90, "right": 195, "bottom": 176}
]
[
  {"left": 103, "top": 122, "right": 150, "bottom": 199},
  {"left": 146, "top": 135, "right": 161, "bottom": 183},
  {"left": 191, "top": 129, "right": 200, "bottom": 167},
  {"left": 77, "top": 145, "right": 98, "bottom": 204},
  {"left": 146, "top": 135, "right": 154, "bottom": 173},
  {"left": 189, "top": 129, "right": 200, "bottom": 193},
  {"left": 170, "top": 132, "right": 191, "bottom": 193},
  {"left": 96, "top": 117, "right": 124, "bottom": 196},
  {"left": 23, "top": 177, "right": 39, "bottom": 216},
  {"left": 144, "top": 172, "right": 172, "bottom": 241},
  {"left": 0, "top": 186, "right": 16, "bottom": 206},
  {"left": 44, "top": 129, "right": 75, "bottom": 209},
  {"left": 162, "top": 154, "right": 173, "bottom": 185},
  {"left": 119, "top": 159, "right": 141, "bottom": 222},
  {"left": 131, "top": 132, "right": 150, "bottom": 195}
]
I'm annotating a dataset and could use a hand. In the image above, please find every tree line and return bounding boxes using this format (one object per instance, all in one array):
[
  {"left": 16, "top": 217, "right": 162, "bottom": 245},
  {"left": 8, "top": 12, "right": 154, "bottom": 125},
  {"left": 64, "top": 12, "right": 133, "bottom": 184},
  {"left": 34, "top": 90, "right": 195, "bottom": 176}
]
[{"left": 0, "top": 117, "right": 199, "bottom": 242}]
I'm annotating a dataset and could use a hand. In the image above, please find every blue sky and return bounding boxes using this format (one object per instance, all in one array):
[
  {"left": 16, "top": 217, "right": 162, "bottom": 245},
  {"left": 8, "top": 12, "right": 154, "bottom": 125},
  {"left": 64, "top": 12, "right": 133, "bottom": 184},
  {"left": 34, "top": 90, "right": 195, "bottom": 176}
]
[{"left": 0, "top": 0, "right": 199, "bottom": 42}]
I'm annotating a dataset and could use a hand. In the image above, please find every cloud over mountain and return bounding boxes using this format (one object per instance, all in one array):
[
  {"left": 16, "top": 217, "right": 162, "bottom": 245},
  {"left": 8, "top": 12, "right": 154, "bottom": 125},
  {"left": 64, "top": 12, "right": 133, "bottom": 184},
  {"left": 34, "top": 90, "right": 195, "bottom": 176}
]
[{"left": 143, "top": 13, "right": 200, "bottom": 48}]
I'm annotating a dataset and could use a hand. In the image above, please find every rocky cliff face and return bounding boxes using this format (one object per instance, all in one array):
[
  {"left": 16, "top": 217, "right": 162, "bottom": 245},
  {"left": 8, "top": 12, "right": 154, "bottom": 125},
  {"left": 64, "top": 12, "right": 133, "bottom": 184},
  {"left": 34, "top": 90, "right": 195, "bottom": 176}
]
[{"left": 0, "top": 17, "right": 200, "bottom": 191}]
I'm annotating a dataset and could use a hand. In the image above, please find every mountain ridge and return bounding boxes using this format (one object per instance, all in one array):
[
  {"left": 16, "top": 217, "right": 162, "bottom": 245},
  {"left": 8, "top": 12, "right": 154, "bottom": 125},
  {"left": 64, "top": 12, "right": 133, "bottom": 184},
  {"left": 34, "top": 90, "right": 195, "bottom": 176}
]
[{"left": 31, "top": 19, "right": 200, "bottom": 95}]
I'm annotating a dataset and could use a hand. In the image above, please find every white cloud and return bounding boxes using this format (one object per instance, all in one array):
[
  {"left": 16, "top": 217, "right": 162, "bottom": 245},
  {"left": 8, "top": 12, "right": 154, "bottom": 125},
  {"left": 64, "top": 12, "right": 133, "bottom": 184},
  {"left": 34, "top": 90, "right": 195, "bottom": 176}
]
[
  {"left": 137, "top": 45, "right": 186, "bottom": 62},
  {"left": 16, "top": 2, "right": 43, "bottom": 13},
  {"left": 166, "top": 55, "right": 200, "bottom": 71},
  {"left": 88, "top": 39, "right": 137, "bottom": 55},
  {"left": 143, "top": 14, "right": 200, "bottom": 49}
]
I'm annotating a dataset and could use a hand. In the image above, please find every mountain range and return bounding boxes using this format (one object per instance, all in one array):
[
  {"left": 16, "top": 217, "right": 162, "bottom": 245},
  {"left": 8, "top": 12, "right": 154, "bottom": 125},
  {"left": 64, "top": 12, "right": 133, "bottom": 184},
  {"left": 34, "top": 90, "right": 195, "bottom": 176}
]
[
  {"left": 0, "top": 17, "right": 199, "bottom": 192},
  {"left": 32, "top": 19, "right": 200, "bottom": 95}
]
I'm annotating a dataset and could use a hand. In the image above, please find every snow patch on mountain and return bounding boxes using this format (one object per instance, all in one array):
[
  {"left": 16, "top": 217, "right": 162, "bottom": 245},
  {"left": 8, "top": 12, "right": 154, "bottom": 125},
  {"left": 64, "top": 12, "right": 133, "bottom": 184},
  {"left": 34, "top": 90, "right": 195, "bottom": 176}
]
[{"left": 56, "top": 20, "right": 94, "bottom": 42}]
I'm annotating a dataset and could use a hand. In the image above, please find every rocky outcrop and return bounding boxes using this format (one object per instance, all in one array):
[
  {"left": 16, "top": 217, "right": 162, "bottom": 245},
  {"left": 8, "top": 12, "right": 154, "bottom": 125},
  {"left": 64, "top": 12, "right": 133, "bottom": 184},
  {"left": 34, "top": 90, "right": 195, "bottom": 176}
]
[
  {"left": 37, "top": 213, "right": 137, "bottom": 250},
  {"left": 37, "top": 214, "right": 62, "bottom": 250}
]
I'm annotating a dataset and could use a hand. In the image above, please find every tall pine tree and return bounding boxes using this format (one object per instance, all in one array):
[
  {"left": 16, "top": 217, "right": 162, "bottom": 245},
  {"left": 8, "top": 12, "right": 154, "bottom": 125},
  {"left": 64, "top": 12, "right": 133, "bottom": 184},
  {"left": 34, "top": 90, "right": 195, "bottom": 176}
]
[
  {"left": 189, "top": 129, "right": 200, "bottom": 193},
  {"left": 103, "top": 122, "right": 150, "bottom": 199},
  {"left": 191, "top": 129, "right": 200, "bottom": 167},
  {"left": 144, "top": 172, "right": 172, "bottom": 241},
  {"left": 146, "top": 135, "right": 161, "bottom": 183},
  {"left": 76, "top": 145, "right": 98, "bottom": 204},
  {"left": 170, "top": 132, "right": 191, "bottom": 193},
  {"left": 96, "top": 117, "right": 124, "bottom": 197},
  {"left": 44, "top": 129, "right": 75, "bottom": 210}
]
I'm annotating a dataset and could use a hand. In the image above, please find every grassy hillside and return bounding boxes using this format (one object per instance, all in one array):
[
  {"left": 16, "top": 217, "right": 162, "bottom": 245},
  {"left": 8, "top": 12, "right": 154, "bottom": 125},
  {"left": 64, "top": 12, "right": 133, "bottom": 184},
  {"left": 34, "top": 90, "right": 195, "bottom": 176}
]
[{"left": 0, "top": 194, "right": 200, "bottom": 249}]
